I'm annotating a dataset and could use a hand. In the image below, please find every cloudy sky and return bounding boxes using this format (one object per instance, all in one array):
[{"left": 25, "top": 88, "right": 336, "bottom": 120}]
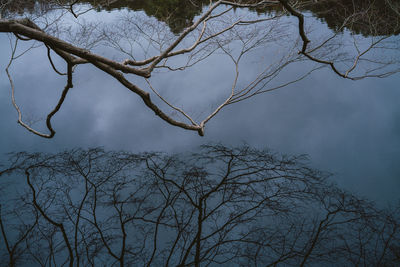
[{"left": 0, "top": 7, "right": 399, "bottom": 206}]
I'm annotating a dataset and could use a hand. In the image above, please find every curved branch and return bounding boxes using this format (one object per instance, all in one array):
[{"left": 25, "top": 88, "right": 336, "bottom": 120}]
[
  {"left": 277, "top": 0, "right": 399, "bottom": 80},
  {"left": 7, "top": 43, "right": 74, "bottom": 138},
  {"left": 0, "top": 19, "right": 150, "bottom": 77},
  {"left": 46, "top": 45, "right": 67, "bottom": 76}
]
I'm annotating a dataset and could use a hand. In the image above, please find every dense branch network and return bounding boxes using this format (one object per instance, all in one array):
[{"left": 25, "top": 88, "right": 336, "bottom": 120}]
[
  {"left": 0, "top": 0, "right": 399, "bottom": 137},
  {"left": 0, "top": 145, "right": 399, "bottom": 266}
]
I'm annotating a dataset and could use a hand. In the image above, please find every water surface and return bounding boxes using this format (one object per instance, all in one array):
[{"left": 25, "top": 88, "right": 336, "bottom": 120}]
[{"left": 0, "top": 0, "right": 399, "bottom": 205}]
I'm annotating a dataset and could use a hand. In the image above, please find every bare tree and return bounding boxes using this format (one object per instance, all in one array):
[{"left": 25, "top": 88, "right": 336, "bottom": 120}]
[
  {"left": 0, "top": 0, "right": 399, "bottom": 137},
  {"left": 0, "top": 144, "right": 399, "bottom": 266}
]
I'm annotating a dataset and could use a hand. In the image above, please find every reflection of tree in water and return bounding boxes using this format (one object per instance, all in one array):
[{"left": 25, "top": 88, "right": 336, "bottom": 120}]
[
  {"left": 0, "top": 0, "right": 210, "bottom": 34},
  {"left": 98, "top": 0, "right": 210, "bottom": 34},
  {"left": 299, "top": 0, "right": 400, "bottom": 36},
  {"left": 2, "top": 0, "right": 399, "bottom": 35},
  {"left": 0, "top": 145, "right": 399, "bottom": 266},
  {"left": 0, "top": 0, "right": 52, "bottom": 16}
]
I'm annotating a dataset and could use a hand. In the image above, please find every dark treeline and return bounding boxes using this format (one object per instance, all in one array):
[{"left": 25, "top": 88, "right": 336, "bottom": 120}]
[{"left": 1, "top": 0, "right": 399, "bottom": 35}]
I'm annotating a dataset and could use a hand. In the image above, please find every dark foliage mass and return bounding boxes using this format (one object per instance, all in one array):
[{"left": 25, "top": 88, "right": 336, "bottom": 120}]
[
  {"left": 2, "top": 0, "right": 399, "bottom": 35},
  {"left": 1, "top": 144, "right": 399, "bottom": 266}
]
